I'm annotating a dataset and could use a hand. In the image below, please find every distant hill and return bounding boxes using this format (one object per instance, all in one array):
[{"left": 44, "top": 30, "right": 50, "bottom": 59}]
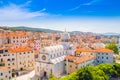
[
  {"left": 1, "top": 26, "right": 62, "bottom": 33},
  {"left": 103, "top": 32, "right": 120, "bottom": 36}
]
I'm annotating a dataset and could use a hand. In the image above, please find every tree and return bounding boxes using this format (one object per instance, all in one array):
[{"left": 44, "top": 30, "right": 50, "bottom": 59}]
[
  {"left": 105, "top": 43, "right": 119, "bottom": 54},
  {"left": 59, "top": 63, "right": 120, "bottom": 80},
  {"left": 49, "top": 73, "right": 57, "bottom": 80},
  {"left": 37, "top": 78, "right": 40, "bottom": 80},
  {"left": 113, "top": 63, "right": 120, "bottom": 77},
  {"left": 77, "top": 67, "right": 94, "bottom": 80},
  {"left": 60, "top": 72, "right": 78, "bottom": 80},
  {"left": 77, "top": 66, "right": 109, "bottom": 80}
]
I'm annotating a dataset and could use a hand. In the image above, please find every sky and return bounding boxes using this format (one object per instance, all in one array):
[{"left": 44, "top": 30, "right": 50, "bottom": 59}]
[{"left": 0, "top": 0, "right": 120, "bottom": 33}]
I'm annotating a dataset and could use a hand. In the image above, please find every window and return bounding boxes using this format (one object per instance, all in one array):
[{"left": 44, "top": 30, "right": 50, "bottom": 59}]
[
  {"left": 102, "top": 56, "right": 104, "bottom": 59},
  {"left": 98, "top": 56, "right": 99, "bottom": 59},
  {"left": 65, "top": 64, "right": 66, "bottom": 66},
  {"left": 106, "top": 57, "right": 108, "bottom": 59},
  {"left": 102, "top": 53, "right": 104, "bottom": 55},
  {"left": 12, "top": 63, "right": 15, "bottom": 65},
  {"left": 1, "top": 59, "right": 3, "bottom": 62},
  {"left": 12, "top": 58, "right": 15, "bottom": 61},
  {"left": 1, "top": 73, "right": 3, "bottom": 76},
  {"left": 7, "top": 59, "right": 10, "bottom": 61},
  {"left": 0, "top": 50, "right": 3, "bottom": 54},
  {"left": 75, "top": 66, "right": 77, "bottom": 69},
  {"left": 13, "top": 40, "right": 15, "bottom": 43},
  {"left": 9, "top": 76, "right": 11, "bottom": 80},
  {"left": 9, "top": 71, "right": 11, "bottom": 74},
  {"left": 5, "top": 50, "right": 8, "bottom": 52},
  {"left": 70, "top": 65, "right": 72, "bottom": 68},
  {"left": 106, "top": 53, "right": 108, "bottom": 55},
  {"left": 102, "top": 61, "right": 103, "bottom": 63}
]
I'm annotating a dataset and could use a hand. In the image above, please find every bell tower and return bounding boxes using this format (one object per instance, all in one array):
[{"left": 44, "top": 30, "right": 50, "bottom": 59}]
[{"left": 61, "top": 29, "right": 70, "bottom": 46}]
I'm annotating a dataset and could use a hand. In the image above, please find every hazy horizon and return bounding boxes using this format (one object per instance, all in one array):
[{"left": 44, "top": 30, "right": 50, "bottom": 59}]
[{"left": 0, "top": 0, "right": 120, "bottom": 33}]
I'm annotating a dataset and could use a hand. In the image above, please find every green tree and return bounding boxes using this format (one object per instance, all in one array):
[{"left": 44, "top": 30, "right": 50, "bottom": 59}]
[
  {"left": 37, "top": 78, "right": 40, "bottom": 80},
  {"left": 59, "top": 63, "right": 120, "bottom": 80},
  {"left": 60, "top": 72, "right": 78, "bottom": 80},
  {"left": 49, "top": 73, "right": 57, "bottom": 80},
  {"left": 77, "top": 66, "right": 94, "bottom": 80},
  {"left": 113, "top": 63, "right": 120, "bottom": 77},
  {"left": 105, "top": 43, "right": 119, "bottom": 54}
]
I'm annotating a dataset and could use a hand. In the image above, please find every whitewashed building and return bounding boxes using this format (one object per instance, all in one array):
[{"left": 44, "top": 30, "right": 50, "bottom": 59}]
[{"left": 35, "top": 32, "right": 76, "bottom": 78}]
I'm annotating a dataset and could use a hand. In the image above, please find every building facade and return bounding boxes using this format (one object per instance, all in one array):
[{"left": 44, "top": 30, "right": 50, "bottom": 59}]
[{"left": 0, "top": 67, "right": 12, "bottom": 80}]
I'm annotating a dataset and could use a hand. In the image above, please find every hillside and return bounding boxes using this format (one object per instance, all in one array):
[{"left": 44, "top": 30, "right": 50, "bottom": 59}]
[{"left": 1, "top": 26, "right": 62, "bottom": 33}]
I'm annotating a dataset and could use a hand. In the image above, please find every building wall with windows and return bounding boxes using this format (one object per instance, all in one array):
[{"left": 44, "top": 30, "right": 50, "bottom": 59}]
[
  {"left": 65, "top": 55, "right": 95, "bottom": 74},
  {"left": 0, "top": 67, "right": 12, "bottom": 80},
  {"left": 96, "top": 52, "right": 114, "bottom": 64},
  {"left": 8, "top": 46, "right": 35, "bottom": 71}
]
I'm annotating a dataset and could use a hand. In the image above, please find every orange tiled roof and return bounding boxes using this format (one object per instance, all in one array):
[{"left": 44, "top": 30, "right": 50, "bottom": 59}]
[
  {"left": 76, "top": 48, "right": 113, "bottom": 54},
  {"left": 9, "top": 46, "right": 32, "bottom": 53},
  {"left": 65, "top": 55, "right": 94, "bottom": 64},
  {"left": 95, "top": 48, "right": 113, "bottom": 53},
  {"left": 9, "top": 32, "right": 28, "bottom": 37}
]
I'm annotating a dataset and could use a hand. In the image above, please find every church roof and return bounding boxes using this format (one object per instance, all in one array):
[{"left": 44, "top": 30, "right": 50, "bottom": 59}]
[{"left": 42, "top": 45, "right": 64, "bottom": 54}]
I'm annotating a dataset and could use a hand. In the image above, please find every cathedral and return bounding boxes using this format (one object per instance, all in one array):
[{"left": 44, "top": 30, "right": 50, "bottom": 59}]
[{"left": 35, "top": 31, "right": 75, "bottom": 78}]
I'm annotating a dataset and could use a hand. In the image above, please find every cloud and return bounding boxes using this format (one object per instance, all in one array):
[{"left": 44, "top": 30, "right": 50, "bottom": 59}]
[
  {"left": 69, "top": 5, "right": 81, "bottom": 11},
  {"left": 69, "top": 0, "right": 102, "bottom": 11},
  {"left": 40, "top": 8, "right": 46, "bottom": 12},
  {"left": 82, "top": 0, "right": 101, "bottom": 5},
  {"left": 0, "top": 2, "right": 48, "bottom": 21},
  {"left": 21, "top": 0, "right": 32, "bottom": 7}
]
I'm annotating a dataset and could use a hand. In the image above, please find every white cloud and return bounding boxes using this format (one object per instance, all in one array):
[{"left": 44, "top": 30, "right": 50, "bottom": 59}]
[
  {"left": 69, "top": 0, "right": 102, "bottom": 11},
  {"left": 0, "top": 2, "right": 48, "bottom": 21},
  {"left": 82, "top": 0, "right": 101, "bottom": 5},
  {"left": 69, "top": 5, "right": 81, "bottom": 11},
  {"left": 1, "top": 17, "right": 120, "bottom": 33}
]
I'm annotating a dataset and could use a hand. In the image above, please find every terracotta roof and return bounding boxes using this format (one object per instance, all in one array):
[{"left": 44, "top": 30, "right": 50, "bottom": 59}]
[
  {"left": 8, "top": 46, "right": 32, "bottom": 53},
  {"left": 9, "top": 32, "right": 28, "bottom": 37},
  {"left": 76, "top": 48, "right": 113, "bottom": 54},
  {"left": 65, "top": 55, "right": 95, "bottom": 64},
  {"left": 95, "top": 48, "right": 113, "bottom": 53},
  {"left": 76, "top": 48, "right": 95, "bottom": 54}
]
